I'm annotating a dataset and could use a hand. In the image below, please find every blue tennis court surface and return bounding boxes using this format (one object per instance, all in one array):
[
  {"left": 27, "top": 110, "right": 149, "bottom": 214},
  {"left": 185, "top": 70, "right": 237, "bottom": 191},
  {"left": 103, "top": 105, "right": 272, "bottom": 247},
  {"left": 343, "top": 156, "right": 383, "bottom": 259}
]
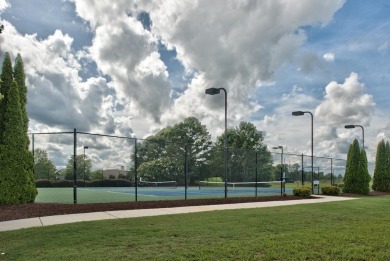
[{"left": 82, "top": 186, "right": 292, "bottom": 198}]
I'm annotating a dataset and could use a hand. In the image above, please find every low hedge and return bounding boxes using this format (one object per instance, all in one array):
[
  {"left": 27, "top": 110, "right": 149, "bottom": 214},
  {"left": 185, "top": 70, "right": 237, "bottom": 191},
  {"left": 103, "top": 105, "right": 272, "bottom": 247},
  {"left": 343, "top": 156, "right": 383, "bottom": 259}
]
[
  {"left": 321, "top": 185, "right": 341, "bottom": 196},
  {"left": 293, "top": 186, "right": 311, "bottom": 197},
  {"left": 35, "top": 179, "right": 132, "bottom": 188}
]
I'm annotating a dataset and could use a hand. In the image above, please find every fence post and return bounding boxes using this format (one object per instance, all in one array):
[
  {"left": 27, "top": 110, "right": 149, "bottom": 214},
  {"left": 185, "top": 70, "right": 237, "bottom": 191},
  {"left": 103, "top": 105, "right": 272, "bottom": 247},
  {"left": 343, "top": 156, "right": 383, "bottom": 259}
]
[
  {"left": 255, "top": 151, "right": 258, "bottom": 197},
  {"left": 134, "top": 138, "right": 138, "bottom": 202},
  {"left": 32, "top": 134, "right": 35, "bottom": 176},
  {"left": 301, "top": 153, "right": 304, "bottom": 186},
  {"left": 73, "top": 128, "right": 77, "bottom": 204},
  {"left": 331, "top": 158, "right": 333, "bottom": 186},
  {"left": 184, "top": 144, "right": 188, "bottom": 200}
]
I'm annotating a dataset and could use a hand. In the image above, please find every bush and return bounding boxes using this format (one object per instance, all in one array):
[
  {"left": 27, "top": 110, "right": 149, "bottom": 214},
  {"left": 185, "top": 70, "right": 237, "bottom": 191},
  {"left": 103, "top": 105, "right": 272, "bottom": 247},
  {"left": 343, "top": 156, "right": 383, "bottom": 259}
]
[
  {"left": 35, "top": 179, "right": 52, "bottom": 187},
  {"left": 321, "top": 186, "right": 341, "bottom": 196},
  {"left": 48, "top": 180, "right": 73, "bottom": 187},
  {"left": 88, "top": 179, "right": 132, "bottom": 187},
  {"left": 293, "top": 186, "right": 311, "bottom": 197}
]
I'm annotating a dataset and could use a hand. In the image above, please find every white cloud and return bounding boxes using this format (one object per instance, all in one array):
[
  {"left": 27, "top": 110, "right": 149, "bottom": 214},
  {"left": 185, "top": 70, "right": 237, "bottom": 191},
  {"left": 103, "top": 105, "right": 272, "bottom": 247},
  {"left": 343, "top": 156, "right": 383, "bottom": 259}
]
[
  {"left": 0, "top": 0, "right": 9, "bottom": 13},
  {"left": 323, "top": 52, "right": 335, "bottom": 62},
  {"left": 315, "top": 72, "right": 375, "bottom": 125}
]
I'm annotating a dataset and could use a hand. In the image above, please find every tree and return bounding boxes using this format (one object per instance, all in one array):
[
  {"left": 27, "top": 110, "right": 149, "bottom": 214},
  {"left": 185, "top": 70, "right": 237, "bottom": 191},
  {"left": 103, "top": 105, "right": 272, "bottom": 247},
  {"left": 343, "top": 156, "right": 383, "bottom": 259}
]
[
  {"left": 136, "top": 117, "right": 212, "bottom": 184},
  {"left": 34, "top": 149, "right": 57, "bottom": 180},
  {"left": 358, "top": 149, "right": 371, "bottom": 195},
  {"left": 0, "top": 80, "right": 37, "bottom": 204},
  {"left": 343, "top": 139, "right": 370, "bottom": 194},
  {"left": 212, "top": 122, "right": 273, "bottom": 182},
  {"left": 64, "top": 155, "right": 93, "bottom": 181},
  {"left": 0, "top": 52, "right": 14, "bottom": 141},
  {"left": 372, "top": 139, "right": 390, "bottom": 192},
  {"left": 14, "top": 54, "right": 29, "bottom": 146}
]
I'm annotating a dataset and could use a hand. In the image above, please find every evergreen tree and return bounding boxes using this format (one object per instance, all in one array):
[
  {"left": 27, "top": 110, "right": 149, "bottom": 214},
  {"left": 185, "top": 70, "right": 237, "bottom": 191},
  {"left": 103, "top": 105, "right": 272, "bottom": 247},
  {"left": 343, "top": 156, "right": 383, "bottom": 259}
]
[
  {"left": 14, "top": 54, "right": 29, "bottom": 146},
  {"left": 0, "top": 52, "right": 14, "bottom": 142},
  {"left": 343, "top": 139, "right": 360, "bottom": 193},
  {"left": 358, "top": 149, "right": 370, "bottom": 195},
  {"left": 0, "top": 80, "right": 37, "bottom": 204},
  {"left": 372, "top": 139, "right": 388, "bottom": 191}
]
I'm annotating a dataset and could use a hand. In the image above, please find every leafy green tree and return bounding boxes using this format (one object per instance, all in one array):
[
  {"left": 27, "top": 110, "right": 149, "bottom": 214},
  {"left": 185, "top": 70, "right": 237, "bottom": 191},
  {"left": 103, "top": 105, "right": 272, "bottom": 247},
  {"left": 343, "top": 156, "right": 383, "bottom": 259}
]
[
  {"left": 0, "top": 80, "right": 37, "bottom": 204},
  {"left": 34, "top": 149, "right": 57, "bottom": 180},
  {"left": 212, "top": 122, "right": 273, "bottom": 182},
  {"left": 14, "top": 54, "right": 29, "bottom": 145},
  {"left": 0, "top": 52, "right": 14, "bottom": 141},
  {"left": 64, "top": 155, "right": 93, "bottom": 181},
  {"left": 372, "top": 139, "right": 390, "bottom": 192},
  {"left": 136, "top": 117, "right": 212, "bottom": 183},
  {"left": 90, "top": 170, "right": 104, "bottom": 181}
]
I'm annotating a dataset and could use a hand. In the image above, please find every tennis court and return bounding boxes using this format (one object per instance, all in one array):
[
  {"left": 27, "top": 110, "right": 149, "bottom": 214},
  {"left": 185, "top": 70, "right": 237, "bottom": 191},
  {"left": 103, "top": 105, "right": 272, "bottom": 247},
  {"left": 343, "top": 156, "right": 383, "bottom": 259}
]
[{"left": 36, "top": 183, "right": 293, "bottom": 204}]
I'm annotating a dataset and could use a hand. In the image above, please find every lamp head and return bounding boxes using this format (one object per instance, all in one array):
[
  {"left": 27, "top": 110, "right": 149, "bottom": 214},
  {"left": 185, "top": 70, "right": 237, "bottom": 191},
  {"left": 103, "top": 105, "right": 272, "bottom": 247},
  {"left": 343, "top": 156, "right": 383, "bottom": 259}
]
[
  {"left": 272, "top": 146, "right": 283, "bottom": 149},
  {"left": 205, "top": 88, "right": 220, "bottom": 95},
  {"left": 84, "top": 146, "right": 89, "bottom": 149},
  {"left": 344, "top": 125, "right": 356, "bottom": 129},
  {"left": 292, "top": 111, "right": 305, "bottom": 116}
]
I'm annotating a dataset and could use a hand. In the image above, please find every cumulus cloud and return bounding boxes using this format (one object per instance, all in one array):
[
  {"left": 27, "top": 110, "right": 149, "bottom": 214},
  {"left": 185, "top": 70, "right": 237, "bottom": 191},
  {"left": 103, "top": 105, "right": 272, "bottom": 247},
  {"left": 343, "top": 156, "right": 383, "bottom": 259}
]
[
  {"left": 137, "top": 0, "right": 345, "bottom": 133},
  {"left": 0, "top": 0, "right": 9, "bottom": 13},
  {"left": 315, "top": 72, "right": 375, "bottom": 125}
]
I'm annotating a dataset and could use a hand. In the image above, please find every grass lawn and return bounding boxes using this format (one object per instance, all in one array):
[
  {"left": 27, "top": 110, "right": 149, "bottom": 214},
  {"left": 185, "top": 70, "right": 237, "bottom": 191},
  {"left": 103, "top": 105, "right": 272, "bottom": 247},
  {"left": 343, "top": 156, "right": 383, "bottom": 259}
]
[{"left": 1, "top": 196, "right": 389, "bottom": 260}]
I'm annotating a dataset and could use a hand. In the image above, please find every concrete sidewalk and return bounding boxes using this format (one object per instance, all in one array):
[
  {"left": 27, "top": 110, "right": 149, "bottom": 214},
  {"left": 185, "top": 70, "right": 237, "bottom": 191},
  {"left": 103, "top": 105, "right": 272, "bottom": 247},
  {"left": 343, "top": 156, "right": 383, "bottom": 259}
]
[{"left": 0, "top": 195, "right": 357, "bottom": 232}]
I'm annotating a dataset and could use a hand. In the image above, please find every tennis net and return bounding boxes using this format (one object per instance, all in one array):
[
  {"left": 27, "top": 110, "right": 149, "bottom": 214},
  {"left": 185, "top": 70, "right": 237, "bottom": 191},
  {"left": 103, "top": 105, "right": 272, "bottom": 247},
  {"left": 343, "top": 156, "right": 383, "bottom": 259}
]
[
  {"left": 198, "top": 181, "right": 282, "bottom": 190},
  {"left": 139, "top": 180, "right": 177, "bottom": 188}
]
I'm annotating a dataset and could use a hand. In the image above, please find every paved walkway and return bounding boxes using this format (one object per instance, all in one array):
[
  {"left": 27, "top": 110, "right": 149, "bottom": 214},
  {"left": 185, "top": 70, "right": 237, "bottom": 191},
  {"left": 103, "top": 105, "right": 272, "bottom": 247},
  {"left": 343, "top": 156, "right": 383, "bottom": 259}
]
[{"left": 0, "top": 195, "right": 357, "bottom": 232}]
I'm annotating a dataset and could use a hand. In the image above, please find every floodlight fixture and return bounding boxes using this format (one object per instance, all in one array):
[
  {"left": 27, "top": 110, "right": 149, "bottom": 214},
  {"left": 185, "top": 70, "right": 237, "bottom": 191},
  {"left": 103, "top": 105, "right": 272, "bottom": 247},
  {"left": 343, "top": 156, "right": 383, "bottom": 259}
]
[
  {"left": 205, "top": 88, "right": 221, "bottom": 95},
  {"left": 292, "top": 111, "right": 305, "bottom": 116}
]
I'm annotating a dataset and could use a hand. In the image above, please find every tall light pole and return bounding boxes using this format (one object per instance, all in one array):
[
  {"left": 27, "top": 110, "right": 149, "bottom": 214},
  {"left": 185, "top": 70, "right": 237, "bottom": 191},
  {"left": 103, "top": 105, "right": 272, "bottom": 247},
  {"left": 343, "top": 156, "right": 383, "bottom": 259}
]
[
  {"left": 292, "top": 111, "right": 314, "bottom": 193},
  {"left": 345, "top": 125, "right": 364, "bottom": 149},
  {"left": 273, "top": 146, "right": 284, "bottom": 195},
  {"left": 83, "top": 146, "right": 89, "bottom": 187},
  {"left": 205, "top": 87, "right": 228, "bottom": 198}
]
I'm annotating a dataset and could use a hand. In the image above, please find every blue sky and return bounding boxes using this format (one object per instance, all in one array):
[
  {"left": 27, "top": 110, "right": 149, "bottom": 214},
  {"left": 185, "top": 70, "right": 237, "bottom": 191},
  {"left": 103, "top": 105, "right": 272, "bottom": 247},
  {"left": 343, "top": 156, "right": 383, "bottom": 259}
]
[{"left": 1, "top": 0, "right": 389, "bottom": 170}]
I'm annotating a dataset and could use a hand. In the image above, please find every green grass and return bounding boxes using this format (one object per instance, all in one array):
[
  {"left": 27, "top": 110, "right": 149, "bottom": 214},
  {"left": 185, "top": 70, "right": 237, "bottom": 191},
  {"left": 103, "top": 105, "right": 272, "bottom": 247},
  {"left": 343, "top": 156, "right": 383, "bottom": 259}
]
[{"left": 1, "top": 196, "right": 390, "bottom": 260}]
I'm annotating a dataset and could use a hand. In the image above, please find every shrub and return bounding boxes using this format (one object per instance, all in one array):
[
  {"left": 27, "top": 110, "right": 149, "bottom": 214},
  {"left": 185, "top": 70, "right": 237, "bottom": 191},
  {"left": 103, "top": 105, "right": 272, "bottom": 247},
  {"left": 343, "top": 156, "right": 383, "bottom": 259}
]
[
  {"left": 35, "top": 179, "right": 52, "bottom": 187},
  {"left": 88, "top": 179, "right": 132, "bottom": 187},
  {"left": 321, "top": 186, "right": 340, "bottom": 196},
  {"left": 293, "top": 186, "right": 311, "bottom": 197}
]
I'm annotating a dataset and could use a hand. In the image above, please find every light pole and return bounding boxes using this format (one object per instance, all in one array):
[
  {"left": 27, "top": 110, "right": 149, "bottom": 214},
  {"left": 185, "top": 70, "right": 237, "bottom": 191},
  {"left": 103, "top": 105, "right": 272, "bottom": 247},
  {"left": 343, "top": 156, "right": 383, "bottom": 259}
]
[
  {"left": 205, "top": 87, "right": 228, "bottom": 198},
  {"left": 83, "top": 146, "right": 89, "bottom": 187},
  {"left": 292, "top": 111, "right": 314, "bottom": 193},
  {"left": 273, "top": 146, "right": 284, "bottom": 195},
  {"left": 345, "top": 125, "right": 364, "bottom": 149}
]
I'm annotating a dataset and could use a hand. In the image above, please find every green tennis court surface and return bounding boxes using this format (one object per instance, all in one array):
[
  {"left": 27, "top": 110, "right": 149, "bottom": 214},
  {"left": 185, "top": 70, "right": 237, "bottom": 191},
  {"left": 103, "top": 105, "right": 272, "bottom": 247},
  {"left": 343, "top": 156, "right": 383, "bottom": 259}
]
[{"left": 35, "top": 185, "right": 293, "bottom": 204}]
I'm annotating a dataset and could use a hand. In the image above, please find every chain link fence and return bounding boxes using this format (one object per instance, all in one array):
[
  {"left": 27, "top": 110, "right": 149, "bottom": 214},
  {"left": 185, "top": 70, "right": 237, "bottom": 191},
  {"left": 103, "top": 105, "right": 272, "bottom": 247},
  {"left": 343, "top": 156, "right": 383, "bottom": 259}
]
[{"left": 31, "top": 130, "right": 347, "bottom": 204}]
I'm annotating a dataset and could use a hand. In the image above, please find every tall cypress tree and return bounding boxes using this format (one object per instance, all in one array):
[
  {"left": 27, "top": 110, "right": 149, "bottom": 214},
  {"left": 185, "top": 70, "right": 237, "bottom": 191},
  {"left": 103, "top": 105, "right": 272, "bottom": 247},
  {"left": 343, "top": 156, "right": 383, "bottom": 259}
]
[
  {"left": 0, "top": 52, "right": 14, "bottom": 142},
  {"left": 14, "top": 54, "right": 29, "bottom": 146},
  {"left": 358, "top": 149, "right": 370, "bottom": 195},
  {"left": 343, "top": 139, "right": 361, "bottom": 193},
  {"left": 0, "top": 80, "right": 37, "bottom": 204},
  {"left": 372, "top": 139, "right": 388, "bottom": 192}
]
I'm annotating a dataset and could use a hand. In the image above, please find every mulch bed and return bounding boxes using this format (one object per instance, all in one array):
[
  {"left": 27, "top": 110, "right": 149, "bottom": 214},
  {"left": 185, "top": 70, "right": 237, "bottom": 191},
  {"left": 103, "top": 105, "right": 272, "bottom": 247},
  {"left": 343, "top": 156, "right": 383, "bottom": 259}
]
[
  {"left": 1, "top": 191, "right": 389, "bottom": 222},
  {"left": 1, "top": 195, "right": 308, "bottom": 222}
]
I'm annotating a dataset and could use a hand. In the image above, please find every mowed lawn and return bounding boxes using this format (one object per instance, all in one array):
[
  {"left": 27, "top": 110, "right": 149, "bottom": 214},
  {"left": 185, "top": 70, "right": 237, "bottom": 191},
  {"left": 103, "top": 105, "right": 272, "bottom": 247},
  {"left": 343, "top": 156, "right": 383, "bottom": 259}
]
[{"left": 1, "top": 196, "right": 389, "bottom": 260}]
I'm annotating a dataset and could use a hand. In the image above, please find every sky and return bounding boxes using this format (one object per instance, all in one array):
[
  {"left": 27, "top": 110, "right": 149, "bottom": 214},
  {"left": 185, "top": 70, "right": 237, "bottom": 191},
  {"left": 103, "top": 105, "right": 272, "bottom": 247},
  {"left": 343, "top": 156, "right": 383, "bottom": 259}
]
[{"left": 0, "top": 0, "right": 389, "bottom": 171}]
